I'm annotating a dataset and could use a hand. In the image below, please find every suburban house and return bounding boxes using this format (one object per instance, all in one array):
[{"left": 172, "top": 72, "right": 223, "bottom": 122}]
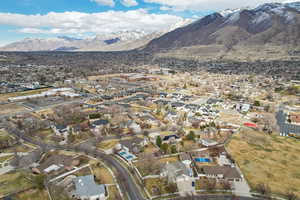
[
  {"left": 51, "top": 124, "right": 70, "bottom": 138},
  {"left": 162, "top": 134, "right": 182, "bottom": 144},
  {"left": 32, "top": 154, "right": 80, "bottom": 175},
  {"left": 201, "top": 166, "right": 242, "bottom": 182},
  {"left": 161, "top": 162, "right": 195, "bottom": 196},
  {"left": 276, "top": 110, "right": 300, "bottom": 137},
  {"left": 200, "top": 138, "right": 218, "bottom": 147},
  {"left": 236, "top": 104, "right": 251, "bottom": 113},
  {"left": 116, "top": 137, "right": 148, "bottom": 155},
  {"left": 91, "top": 119, "right": 110, "bottom": 134},
  {"left": 165, "top": 111, "right": 179, "bottom": 123},
  {"left": 122, "top": 120, "right": 142, "bottom": 134},
  {"left": 72, "top": 175, "right": 107, "bottom": 200},
  {"left": 289, "top": 113, "right": 300, "bottom": 125}
]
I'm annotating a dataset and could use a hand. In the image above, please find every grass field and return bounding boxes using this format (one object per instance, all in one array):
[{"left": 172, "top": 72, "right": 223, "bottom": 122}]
[
  {"left": 92, "top": 163, "right": 114, "bottom": 184},
  {"left": 14, "top": 189, "right": 49, "bottom": 200},
  {"left": 0, "top": 103, "right": 27, "bottom": 115},
  {"left": 227, "top": 128, "right": 300, "bottom": 197},
  {"left": 97, "top": 140, "right": 119, "bottom": 150},
  {"left": 0, "top": 171, "right": 34, "bottom": 197},
  {"left": 0, "top": 88, "right": 50, "bottom": 102}
]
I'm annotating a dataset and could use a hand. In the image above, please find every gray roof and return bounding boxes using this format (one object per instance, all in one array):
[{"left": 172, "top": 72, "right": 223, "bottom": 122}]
[
  {"left": 73, "top": 175, "right": 106, "bottom": 198},
  {"left": 202, "top": 166, "right": 241, "bottom": 179},
  {"left": 54, "top": 124, "right": 68, "bottom": 131},
  {"left": 119, "top": 137, "right": 144, "bottom": 153},
  {"left": 163, "top": 162, "right": 190, "bottom": 178},
  {"left": 92, "top": 119, "right": 109, "bottom": 126},
  {"left": 276, "top": 110, "right": 300, "bottom": 135}
]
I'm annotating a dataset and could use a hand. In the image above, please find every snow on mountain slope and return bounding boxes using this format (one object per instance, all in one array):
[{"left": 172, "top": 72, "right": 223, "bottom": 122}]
[{"left": 0, "top": 19, "right": 192, "bottom": 51}]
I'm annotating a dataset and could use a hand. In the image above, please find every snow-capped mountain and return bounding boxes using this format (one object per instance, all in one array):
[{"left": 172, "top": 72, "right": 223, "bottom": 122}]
[
  {"left": 144, "top": 1, "right": 300, "bottom": 52},
  {"left": 220, "top": 8, "right": 246, "bottom": 17},
  {"left": 0, "top": 20, "right": 192, "bottom": 52}
]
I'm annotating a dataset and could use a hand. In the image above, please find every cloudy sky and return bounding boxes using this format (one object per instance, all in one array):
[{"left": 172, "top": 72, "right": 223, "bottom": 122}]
[{"left": 0, "top": 0, "right": 293, "bottom": 46}]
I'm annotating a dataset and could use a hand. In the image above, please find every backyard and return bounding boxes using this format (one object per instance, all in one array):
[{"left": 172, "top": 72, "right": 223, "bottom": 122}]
[{"left": 0, "top": 170, "right": 34, "bottom": 197}]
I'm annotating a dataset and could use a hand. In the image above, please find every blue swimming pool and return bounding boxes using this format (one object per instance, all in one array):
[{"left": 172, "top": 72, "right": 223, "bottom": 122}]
[
  {"left": 118, "top": 151, "right": 136, "bottom": 162},
  {"left": 126, "top": 155, "right": 134, "bottom": 160},
  {"left": 195, "top": 158, "right": 211, "bottom": 162}
]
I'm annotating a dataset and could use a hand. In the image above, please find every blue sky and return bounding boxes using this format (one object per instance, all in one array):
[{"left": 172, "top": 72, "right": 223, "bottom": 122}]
[{"left": 0, "top": 0, "right": 290, "bottom": 46}]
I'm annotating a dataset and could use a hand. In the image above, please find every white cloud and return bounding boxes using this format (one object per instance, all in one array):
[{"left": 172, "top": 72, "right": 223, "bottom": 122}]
[
  {"left": 0, "top": 10, "right": 184, "bottom": 35},
  {"left": 144, "top": 0, "right": 290, "bottom": 11},
  {"left": 121, "top": 0, "right": 138, "bottom": 7},
  {"left": 90, "top": 0, "right": 115, "bottom": 7}
]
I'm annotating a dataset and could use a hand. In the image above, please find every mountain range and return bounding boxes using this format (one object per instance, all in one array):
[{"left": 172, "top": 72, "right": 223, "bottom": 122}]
[
  {"left": 1, "top": 1, "right": 300, "bottom": 62},
  {"left": 0, "top": 19, "right": 192, "bottom": 52},
  {"left": 144, "top": 2, "right": 300, "bottom": 61}
]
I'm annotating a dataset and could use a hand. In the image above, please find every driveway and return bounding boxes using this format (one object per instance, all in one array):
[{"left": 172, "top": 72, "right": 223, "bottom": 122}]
[{"left": 233, "top": 180, "right": 252, "bottom": 197}]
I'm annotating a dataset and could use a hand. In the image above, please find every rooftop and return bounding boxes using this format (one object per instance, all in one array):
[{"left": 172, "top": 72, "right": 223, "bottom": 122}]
[{"left": 73, "top": 175, "right": 106, "bottom": 198}]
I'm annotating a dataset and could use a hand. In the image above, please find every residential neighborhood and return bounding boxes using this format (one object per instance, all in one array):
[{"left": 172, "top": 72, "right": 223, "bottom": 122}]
[{"left": 1, "top": 65, "right": 299, "bottom": 200}]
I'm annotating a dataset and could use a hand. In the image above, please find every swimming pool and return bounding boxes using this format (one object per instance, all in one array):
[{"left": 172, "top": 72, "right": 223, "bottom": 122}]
[
  {"left": 195, "top": 158, "right": 211, "bottom": 162},
  {"left": 118, "top": 151, "right": 136, "bottom": 162}
]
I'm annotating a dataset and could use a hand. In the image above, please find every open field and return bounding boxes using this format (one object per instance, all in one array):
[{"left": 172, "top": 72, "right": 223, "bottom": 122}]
[
  {"left": 0, "top": 129, "right": 11, "bottom": 141},
  {"left": 97, "top": 140, "right": 119, "bottom": 150},
  {"left": 0, "top": 170, "right": 34, "bottom": 197},
  {"left": 14, "top": 189, "right": 49, "bottom": 200},
  {"left": 92, "top": 163, "right": 114, "bottom": 184},
  {"left": 218, "top": 110, "right": 245, "bottom": 125},
  {"left": 227, "top": 128, "right": 300, "bottom": 197},
  {"left": 0, "top": 88, "right": 50, "bottom": 102},
  {"left": 1, "top": 144, "right": 34, "bottom": 153},
  {"left": 0, "top": 103, "right": 27, "bottom": 115}
]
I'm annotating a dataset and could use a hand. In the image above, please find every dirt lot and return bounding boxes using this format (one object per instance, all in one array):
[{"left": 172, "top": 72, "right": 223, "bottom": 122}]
[{"left": 227, "top": 128, "right": 300, "bottom": 198}]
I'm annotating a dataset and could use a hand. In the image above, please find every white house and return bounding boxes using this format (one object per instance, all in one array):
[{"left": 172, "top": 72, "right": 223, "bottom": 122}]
[
  {"left": 200, "top": 138, "right": 218, "bottom": 147},
  {"left": 73, "top": 175, "right": 107, "bottom": 200},
  {"left": 51, "top": 124, "right": 70, "bottom": 138}
]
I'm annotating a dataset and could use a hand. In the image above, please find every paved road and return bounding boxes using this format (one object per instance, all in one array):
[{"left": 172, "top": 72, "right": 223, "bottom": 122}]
[
  {"left": 173, "top": 194, "right": 256, "bottom": 200},
  {"left": 7, "top": 126, "right": 146, "bottom": 200}
]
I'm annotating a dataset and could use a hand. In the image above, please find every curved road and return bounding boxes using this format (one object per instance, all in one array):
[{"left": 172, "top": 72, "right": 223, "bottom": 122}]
[{"left": 8, "top": 127, "right": 146, "bottom": 200}]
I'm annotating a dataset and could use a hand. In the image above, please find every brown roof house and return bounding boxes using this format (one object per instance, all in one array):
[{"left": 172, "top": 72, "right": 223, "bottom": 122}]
[{"left": 201, "top": 166, "right": 242, "bottom": 182}]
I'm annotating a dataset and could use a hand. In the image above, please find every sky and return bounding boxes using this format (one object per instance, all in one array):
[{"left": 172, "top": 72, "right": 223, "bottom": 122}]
[{"left": 0, "top": 0, "right": 294, "bottom": 46}]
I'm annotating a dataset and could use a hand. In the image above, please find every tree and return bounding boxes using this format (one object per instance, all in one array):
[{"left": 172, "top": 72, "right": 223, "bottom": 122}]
[
  {"left": 166, "top": 182, "right": 178, "bottom": 193},
  {"left": 254, "top": 100, "right": 261, "bottom": 107},
  {"left": 156, "top": 136, "right": 162, "bottom": 148},
  {"left": 32, "top": 174, "right": 46, "bottom": 190},
  {"left": 171, "top": 145, "right": 177, "bottom": 154},
  {"left": 255, "top": 183, "right": 271, "bottom": 195},
  {"left": 286, "top": 191, "right": 298, "bottom": 200},
  {"left": 161, "top": 143, "right": 169, "bottom": 154},
  {"left": 186, "top": 131, "right": 196, "bottom": 141}
]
